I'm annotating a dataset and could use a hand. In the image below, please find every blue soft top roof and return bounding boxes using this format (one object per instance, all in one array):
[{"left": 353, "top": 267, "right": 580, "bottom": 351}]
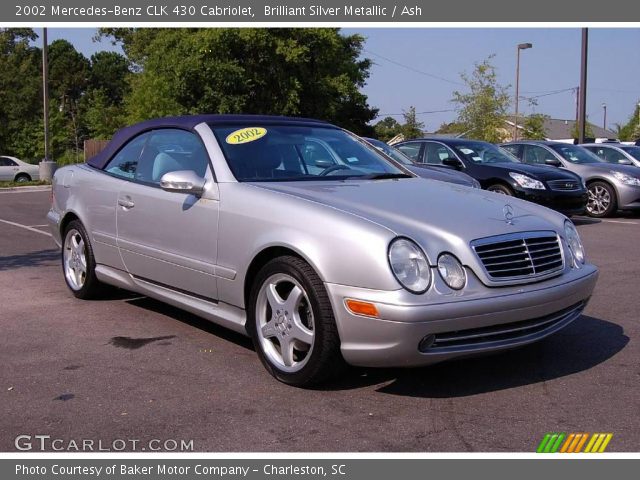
[{"left": 86, "top": 114, "right": 334, "bottom": 169}]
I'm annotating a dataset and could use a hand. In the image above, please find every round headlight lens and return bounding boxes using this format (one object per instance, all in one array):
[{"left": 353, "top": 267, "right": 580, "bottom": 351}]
[
  {"left": 564, "top": 220, "right": 585, "bottom": 265},
  {"left": 388, "top": 238, "right": 431, "bottom": 293},
  {"left": 437, "top": 253, "right": 466, "bottom": 290}
]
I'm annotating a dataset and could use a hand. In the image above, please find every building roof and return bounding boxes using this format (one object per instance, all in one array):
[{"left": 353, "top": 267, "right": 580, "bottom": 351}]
[{"left": 505, "top": 116, "right": 617, "bottom": 140}]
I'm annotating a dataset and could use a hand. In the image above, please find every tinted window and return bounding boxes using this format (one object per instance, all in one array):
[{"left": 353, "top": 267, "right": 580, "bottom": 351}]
[
  {"left": 211, "top": 124, "right": 405, "bottom": 182},
  {"left": 105, "top": 133, "right": 150, "bottom": 179},
  {"left": 0, "top": 157, "right": 18, "bottom": 166},
  {"left": 135, "top": 129, "right": 209, "bottom": 184},
  {"left": 589, "top": 147, "right": 627, "bottom": 164},
  {"left": 551, "top": 144, "right": 603, "bottom": 164},
  {"left": 397, "top": 143, "right": 422, "bottom": 161},
  {"left": 424, "top": 142, "right": 457, "bottom": 165},
  {"left": 500, "top": 144, "right": 520, "bottom": 158},
  {"left": 621, "top": 146, "right": 640, "bottom": 160},
  {"left": 365, "top": 139, "right": 413, "bottom": 166},
  {"left": 523, "top": 145, "right": 556, "bottom": 165},
  {"left": 452, "top": 142, "right": 519, "bottom": 164}
]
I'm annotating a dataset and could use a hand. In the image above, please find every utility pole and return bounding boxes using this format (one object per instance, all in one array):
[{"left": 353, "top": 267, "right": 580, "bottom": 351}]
[
  {"left": 601, "top": 103, "right": 607, "bottom": 131},
  {"left": 39, "top": 27, "right": 56, "bottom": 181},
  {"left": 513, "top": 43, "right": 533, "bottom": 141},
  {"left": 577, "top": 29, "right": 588, "bottom": 144}
]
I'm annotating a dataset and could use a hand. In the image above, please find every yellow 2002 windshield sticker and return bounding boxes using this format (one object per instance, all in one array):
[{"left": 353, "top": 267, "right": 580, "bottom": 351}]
[{"left": 225, "top": 127, "right": 267, "bottom": 145}]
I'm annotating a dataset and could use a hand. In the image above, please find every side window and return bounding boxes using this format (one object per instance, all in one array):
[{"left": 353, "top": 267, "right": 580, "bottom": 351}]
[
  {"left": 424, "top": 143, "right": 456, "bottom": 165},
  {"left": 397, "top": 143, "right": 422, "bottom": 162},
  {"left": 602, "top": 148, "right": 626, "bottom": 164},
  {"left": 523, "top": 145, "right": 553, "bottom": 165},
  {"left": 501, "top": 144, "right": 520, "bottom": 158},
  {"left": 0, "top": 157, "right": 18, "bottom": 166},
  {"left": 136, "top": 129, "right": 210, "bottom": 184},
  {"left": 105, "top": 133, "right": 150, "bottom": 179}
]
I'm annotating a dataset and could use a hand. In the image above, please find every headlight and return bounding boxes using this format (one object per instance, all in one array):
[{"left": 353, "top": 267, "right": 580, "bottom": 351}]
[
  {"left": 388, "top": 238, "right": 431, "bottom": 293},
  {"left": 564, "top": 220, "right": 585, "bottom": 266},
  {"left": 437, "top": 253, "right": 466, "bottom": 290},
  {"left": 471, "top": 179, "right": 481, "bottom": 189},
  {"left": 611, "top": 170, "right": 640, "bottom": 186},
  {"left": 509, "top": 172, "right": 545, "bottom": 190}
]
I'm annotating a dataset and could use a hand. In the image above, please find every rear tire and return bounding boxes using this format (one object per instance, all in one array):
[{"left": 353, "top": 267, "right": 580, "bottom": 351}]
[
  {"left": 62, "top": 220, "right": 104, "bottom": 299},
  {"left": 586, "top": 181, "right": 617, "bottom": 218},
  {"left": 247, "top": 255, "right": 345, "bottom": 387},
  {"left": 14, "top": 173, "right": 31, "bottom": 183},
  {"left": 487, "top": 184, "right": 513, "bottom": 196}
]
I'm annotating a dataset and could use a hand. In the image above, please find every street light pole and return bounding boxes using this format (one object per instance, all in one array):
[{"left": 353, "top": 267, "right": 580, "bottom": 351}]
[
  {"left": 39, "top": 27, "right": 56, "bottom": 181},
  {"left": 578, "top": 29, "right": 589, "bottom": 144},
  {"left": 514, "top": 43, "right": 532, "bottom": 141},
  {"left": 602, "top": 103, "right": 607, "bottom": 131}
]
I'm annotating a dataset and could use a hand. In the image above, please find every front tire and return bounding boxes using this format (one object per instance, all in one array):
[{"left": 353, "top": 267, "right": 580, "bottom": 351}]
[
  {"left": 247, "top": 256, "right": 345, "bottom": 387},
  {"left": 14, "top": 173, "right": 31, "bottom": 183},
  {"left": 62, "top": 220, "right": 104, "bottom": 299},
  {"left": 586, "top": 181, "right": 617, "bottom": 217},
  {"left": 487, "top": 184, "right": 513, "bottom": 195}
]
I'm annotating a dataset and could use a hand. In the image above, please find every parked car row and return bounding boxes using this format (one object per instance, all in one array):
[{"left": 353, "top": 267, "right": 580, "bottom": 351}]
[
  {"left": 48, "top": 114, "right": 599, "bottom": 386},
  {"left": 378, "top": 136, "right": 639, "bottom": 219}
]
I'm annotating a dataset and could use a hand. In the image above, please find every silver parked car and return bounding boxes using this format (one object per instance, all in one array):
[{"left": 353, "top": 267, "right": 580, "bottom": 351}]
[
  {"left": 48, "top": 115, "right": 598, "bottom": 386},
  {"left": 502, "top": 141, "right": 640, "bottom": 218},
  {"left": 581, "top": 143, "right": 640, "bottom": 168},
  {"left": 0, "top": 156, "right": 40, "bottom": 182}
]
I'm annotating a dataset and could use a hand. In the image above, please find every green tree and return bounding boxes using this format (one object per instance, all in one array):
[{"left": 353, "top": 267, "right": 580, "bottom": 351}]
[
  {"left": 373, "top": 116, "right": 401, "bottom": 141},
  {"left": 522, "top": 114, "right": 549, "bottom": 140},
  {"left": 436, "top": 121, "right": 466, "bottom": 135},
  {"left": 401, "top": 106, "right": 424, "bottom": 139},
  {"left": 570, "top": 121, "right": 594, "bottom": 139},
  {"left": 617, "top": 102, "right": 640, "bottom": 141},
  {"left": 99, "top": 28, "right": 378, "bottom": 134},
  {"left": 0, "top": 28, "right": 42, "bottom": 160},
  {"left": 451, "top": 56, "right": 510, "bottom": 143},
  {"left": 88, "top": 51, "right": 129, "bottom": 103}
]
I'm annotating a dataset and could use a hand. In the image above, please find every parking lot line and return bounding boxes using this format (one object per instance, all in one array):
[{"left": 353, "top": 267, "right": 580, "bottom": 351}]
[
  {"left": 601, "top": 220, "right": 638, "bottom": 225},
  {"left": 0, "top": 218, "right": 52, "bottom": 236}
]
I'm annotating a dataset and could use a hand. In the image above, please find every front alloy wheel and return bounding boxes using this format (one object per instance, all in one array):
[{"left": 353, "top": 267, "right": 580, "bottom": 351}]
[
  {"left": 586, "top": 181, "right": 616, "bottom": 217},
  {"left": 248, "top": 256, "right": 344, "bottom": 386},
  {"left": 62, "top": 220, "right": 104, "bottom": 299}
]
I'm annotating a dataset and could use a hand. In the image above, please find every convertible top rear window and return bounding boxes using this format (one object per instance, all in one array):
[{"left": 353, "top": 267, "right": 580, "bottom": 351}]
[{"left": 210, "top": 124, "right": 405, "bottom": 181}]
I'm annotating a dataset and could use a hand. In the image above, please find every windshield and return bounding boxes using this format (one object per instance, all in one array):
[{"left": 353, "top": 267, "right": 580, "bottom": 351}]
[
  {"left": 551, "top": 144, "right": 603, "bottom": 164},
  {"left": 211, "top": 124, "right": 408, "bottom": 181},
  {"left": 621, "top": 146, "right": 640, "bottom": 160},
  {"left": 364, "top": 138, "right": 413, "bottom": 165},
  {"left": 451, "top": 141, "right": 520, "bottom": 164}
]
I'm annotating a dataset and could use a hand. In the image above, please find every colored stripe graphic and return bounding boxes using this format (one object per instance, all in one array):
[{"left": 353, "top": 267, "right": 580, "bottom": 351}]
[{"left": 537, "top": 433, "right": 612, "bottom": 453}]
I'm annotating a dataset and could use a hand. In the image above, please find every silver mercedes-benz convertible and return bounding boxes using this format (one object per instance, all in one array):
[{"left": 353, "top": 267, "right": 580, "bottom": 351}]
[{"left": 48, "top": 115, "right": 598, "bottom": 386}]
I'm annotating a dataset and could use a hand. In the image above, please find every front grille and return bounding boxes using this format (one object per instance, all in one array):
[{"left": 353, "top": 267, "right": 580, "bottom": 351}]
[
  {"left": 547, "top": 179, "right": 582, "bottom": 191},
  {"left": 472, "top": 231, "right": 564, "bottom": 280},
  {"left": 421, "top": 302, "right": 584, "bottom": 352}
]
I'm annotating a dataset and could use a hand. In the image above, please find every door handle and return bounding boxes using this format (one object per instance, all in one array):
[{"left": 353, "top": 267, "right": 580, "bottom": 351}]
[{"left": 118, "top": 197, "right": 135, "bottom": 209}]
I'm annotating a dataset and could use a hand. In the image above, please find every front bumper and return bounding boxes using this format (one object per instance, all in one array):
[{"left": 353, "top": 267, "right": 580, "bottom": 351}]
[
  {"left": 513, "top": 187, "right": 587, "bottom": 215},
  {"left": 616, "top": 183, "right": 640, "bottom": 210},
  {"left": 327, "top": 265, "right": 598, "bottom": 367}
]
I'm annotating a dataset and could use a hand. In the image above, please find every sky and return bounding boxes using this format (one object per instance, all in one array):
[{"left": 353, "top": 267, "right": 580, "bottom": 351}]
[{"left": 41, "top": 28, "right": 640, "bottom": 132}]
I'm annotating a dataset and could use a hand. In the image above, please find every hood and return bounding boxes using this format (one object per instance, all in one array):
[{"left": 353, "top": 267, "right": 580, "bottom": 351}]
[
  {"left": 481, "top": 162, "right": 579, "bottom": 181},
  {"left": 250, "top": 178, "right": 566, "bottom": 260},
  {"left": 405, "top": 164, "right": 477, "bottom": 187}
]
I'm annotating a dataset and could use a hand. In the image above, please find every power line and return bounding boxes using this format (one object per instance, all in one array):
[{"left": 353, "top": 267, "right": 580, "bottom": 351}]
[
  {"left": 364, "top": 49, "right": 464, "bottom": 87},
  {"left": 376, "top": 109, "right": 457, "bottom": 117}
]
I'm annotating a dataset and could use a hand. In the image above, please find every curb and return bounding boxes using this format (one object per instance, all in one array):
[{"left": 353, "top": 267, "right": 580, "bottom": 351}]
[{"left": 0, "top": 185, "right": 52, "bottom": 193}]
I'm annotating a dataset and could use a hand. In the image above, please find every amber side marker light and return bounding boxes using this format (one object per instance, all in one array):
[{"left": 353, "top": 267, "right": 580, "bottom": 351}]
[{"left": 345, "top": 299, "right": 379, "bottom": 318}]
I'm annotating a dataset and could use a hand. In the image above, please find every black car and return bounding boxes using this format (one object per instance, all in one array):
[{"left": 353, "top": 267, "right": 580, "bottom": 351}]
[{"left": 395, "top": 138, "right": 587, "bottom": 215}]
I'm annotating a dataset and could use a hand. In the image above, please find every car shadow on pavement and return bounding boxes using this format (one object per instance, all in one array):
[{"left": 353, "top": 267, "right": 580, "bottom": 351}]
[
  {"left": 0, "top": 248, "right": 60, "bottom": 271},
  {"left": 125, "top": 297, "right": 254, "bottom": 350},
  {"left": 326, "top": 315, "right": 628, "bottom": 397},
  {"left": 571, "top": 217, "right": 601, "bottom": 226}
]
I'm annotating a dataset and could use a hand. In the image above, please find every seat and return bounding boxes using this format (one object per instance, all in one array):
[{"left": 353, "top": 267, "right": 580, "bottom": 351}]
[{"left": 152, "top": 152, "right": 184, "bottom": 182}]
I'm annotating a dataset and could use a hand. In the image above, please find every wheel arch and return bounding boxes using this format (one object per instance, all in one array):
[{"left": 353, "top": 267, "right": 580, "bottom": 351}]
[
  {"left": 60, "top": 211, "right": 82, "bottom": 236},
  {"left": 586, "top": 177, "right": 619, "bottom": 198},
  {"left": 14, "top": 172, "right": 32, "bottom": 182}
]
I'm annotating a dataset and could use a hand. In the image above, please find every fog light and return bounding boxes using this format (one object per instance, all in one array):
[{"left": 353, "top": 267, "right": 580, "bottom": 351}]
[{"left": 418, "top": 334, "right": 436, "bottom": 352}]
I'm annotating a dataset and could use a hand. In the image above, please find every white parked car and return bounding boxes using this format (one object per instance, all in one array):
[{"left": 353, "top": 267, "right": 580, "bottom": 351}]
[{"left": 0, "top": 156, "right": 40, "bottom": 182}]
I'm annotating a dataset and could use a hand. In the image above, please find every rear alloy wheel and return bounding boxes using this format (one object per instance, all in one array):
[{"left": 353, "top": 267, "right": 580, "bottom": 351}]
[
  {"left": 586, "top": 181, "right": 617, "bottom": 218},
  {"left": 248, "top": 256, "right": 344, "bottom": 386},
  {"left": 487, "top": 184, "right": 513, "bottom": 196},
  {"left": 14, "top": 173, "right": 31, "bottom": 183},
  {"left": 62, "top": 220, "right": 104, "bottom": 299}
]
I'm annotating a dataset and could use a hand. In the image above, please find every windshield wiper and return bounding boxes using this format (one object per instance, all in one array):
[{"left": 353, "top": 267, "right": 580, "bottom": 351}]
[{"left": 361, "top": 172, "right": 413, "bottom": 180}]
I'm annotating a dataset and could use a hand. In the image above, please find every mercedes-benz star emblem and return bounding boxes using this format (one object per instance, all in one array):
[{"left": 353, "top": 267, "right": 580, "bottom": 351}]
[{"left": 503, "top": 204, "right": 515, "bottom": 225}]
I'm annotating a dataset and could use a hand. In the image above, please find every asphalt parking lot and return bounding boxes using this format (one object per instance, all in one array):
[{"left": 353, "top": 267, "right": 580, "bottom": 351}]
[{"left": 1, "top": 188, "right": 638, "bottom": 452}]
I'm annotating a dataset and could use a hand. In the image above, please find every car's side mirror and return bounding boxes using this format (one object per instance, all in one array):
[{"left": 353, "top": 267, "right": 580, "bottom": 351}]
[
  {"left": 618, "top": 159, "right": 633, "bottom": 165},
  {"left": 315, "top": 159, "right": 335, "bottom": 168},
  {"left": 442, "top": 157, "right": 463, "bottom": 169},
  {"left": 545, "top": 158, "right": 562, "bottom": 167},
  {"left": 160, "top": 170, "right": 206, "bottom": 195}
]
